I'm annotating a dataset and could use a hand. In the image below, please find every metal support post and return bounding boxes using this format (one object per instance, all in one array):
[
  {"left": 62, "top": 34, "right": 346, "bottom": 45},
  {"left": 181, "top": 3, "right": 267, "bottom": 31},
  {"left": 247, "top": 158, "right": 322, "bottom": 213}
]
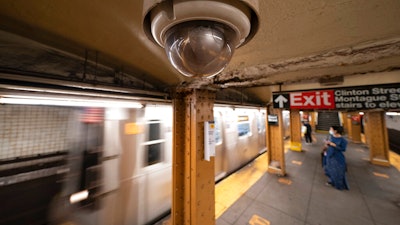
[
  {"left": 365, "top": 111, "right": 390, "bottom": 166},
  {"left": 290, "top": 109, "right": 302, "bottom": 151},
  {"left": 347, "top": 112, "right": 362, "bottom": 143},
  {"left": 172, "top": 89, "right": 216, "bottom": 225},
  {"left": 266, "top": 107, "right": 286, "bottom": 176}
]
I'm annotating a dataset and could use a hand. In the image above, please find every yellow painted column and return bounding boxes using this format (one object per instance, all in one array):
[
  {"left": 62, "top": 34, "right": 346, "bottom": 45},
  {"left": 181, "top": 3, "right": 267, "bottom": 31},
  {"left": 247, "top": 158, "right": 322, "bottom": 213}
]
[
  {"left": 361, "top": 113, "right": 367, "bottom": 144},
  {"left": 290, "top": 109, "right": 302, "bottom": 151},
  {"left": 309, "top": 111, "right": 317, "bottom": 131},
  {"left": 348, "top": 112, "right": 362, "bottom": 143},
  {"left": 346, "top": 114, "right": 353, "bottom": 140},
  {"left": 172, "top": 89, "right": 216, "bottom": 225},
  {"left": 342, "top": 112, "right": 349, "bottom": 136},
  {"left": 266, "top": 108, "right": 286, "bottom": 176},
  {"left": 365, "top": 111, "right": 390, "bottom": 166}
]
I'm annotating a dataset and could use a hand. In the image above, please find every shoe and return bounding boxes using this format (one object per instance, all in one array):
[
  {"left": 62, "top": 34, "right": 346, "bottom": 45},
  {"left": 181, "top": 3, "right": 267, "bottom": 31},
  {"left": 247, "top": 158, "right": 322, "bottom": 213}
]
[{"left": 325, "top": 181, "right": 332, "bottom": 186}]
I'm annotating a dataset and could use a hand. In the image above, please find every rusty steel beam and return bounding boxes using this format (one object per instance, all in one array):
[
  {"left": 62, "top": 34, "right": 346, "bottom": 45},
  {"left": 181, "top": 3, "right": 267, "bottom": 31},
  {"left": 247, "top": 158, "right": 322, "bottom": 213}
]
[{"left": 172, "top": 88, "right": 216, "bottom": 225}]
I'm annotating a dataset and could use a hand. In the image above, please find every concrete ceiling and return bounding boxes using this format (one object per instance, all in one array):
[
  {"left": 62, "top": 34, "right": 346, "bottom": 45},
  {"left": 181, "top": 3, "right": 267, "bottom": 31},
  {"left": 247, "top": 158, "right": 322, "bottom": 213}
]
[{"left": 0, "top": 0, "right": 399, "bottom": 104}]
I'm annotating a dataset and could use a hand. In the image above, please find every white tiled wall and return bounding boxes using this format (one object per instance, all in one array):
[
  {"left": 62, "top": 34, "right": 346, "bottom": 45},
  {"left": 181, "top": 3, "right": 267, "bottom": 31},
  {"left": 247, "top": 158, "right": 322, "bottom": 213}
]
[{"left": 0, "top": 105, "right": 74, "bottom": 160}]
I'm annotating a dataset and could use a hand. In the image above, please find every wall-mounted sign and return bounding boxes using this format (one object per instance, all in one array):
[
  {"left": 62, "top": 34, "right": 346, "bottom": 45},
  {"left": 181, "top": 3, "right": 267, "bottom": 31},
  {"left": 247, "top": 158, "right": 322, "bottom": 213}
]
[
  {"left": 238, "top": 115, "right": 249, "bottom": 122},
  {"left": 351, "top": 115, "right": 361, "bottom": 125},
  {"left": 273, "top": 83, "right": 400, "bottom": 110},
  {"left": 267, "top": 114, "right": 279, "bottom": 125},
  {"left": 204, "top": 121, "right": 215, "bottom": 161}
]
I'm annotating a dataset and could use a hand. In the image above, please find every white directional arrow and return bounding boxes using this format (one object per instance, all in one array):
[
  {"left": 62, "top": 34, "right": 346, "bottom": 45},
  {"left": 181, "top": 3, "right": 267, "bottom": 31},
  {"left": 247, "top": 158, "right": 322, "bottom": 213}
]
[{"left": 274, "top": 95, "right": 288, "bottom": 108}]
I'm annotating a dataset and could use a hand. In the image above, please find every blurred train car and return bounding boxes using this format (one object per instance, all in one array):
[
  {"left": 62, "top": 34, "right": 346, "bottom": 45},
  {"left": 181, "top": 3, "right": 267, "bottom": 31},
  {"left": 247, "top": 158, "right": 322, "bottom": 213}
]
[
  {"left": 0, "top": 102, "right": 273, "bottom": 225},
  {"left": 214, "top": 106, "right": 267, "bottom": 181},
  {"left": 95, "top": 105, "right": 269, "bottom": 225}
]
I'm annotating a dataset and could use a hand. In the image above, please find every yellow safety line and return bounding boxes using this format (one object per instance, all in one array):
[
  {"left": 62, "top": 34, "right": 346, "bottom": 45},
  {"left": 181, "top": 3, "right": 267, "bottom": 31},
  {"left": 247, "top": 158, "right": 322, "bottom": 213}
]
[
  {"left": 215, "top": 142, "right": 291, "bottom": 218},
  {"left": 390, "top": 151, "right": 400, "bottom": 172},
  {"left": 215, "top": 153, "right": 269, "bottom": 218}
]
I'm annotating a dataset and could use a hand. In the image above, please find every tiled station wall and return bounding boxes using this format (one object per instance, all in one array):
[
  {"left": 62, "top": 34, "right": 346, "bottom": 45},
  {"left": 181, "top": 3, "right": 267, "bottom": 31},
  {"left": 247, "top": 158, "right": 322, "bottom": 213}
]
[{"left": 0, "top": 105, "right": 75, "bottom": 160}]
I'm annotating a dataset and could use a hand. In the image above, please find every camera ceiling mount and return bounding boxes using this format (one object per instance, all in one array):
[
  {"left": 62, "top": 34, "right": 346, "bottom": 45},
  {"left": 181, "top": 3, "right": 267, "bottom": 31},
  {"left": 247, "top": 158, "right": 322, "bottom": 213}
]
[{"left": 143, "top": 0, "right": 259, "bottom": 78}]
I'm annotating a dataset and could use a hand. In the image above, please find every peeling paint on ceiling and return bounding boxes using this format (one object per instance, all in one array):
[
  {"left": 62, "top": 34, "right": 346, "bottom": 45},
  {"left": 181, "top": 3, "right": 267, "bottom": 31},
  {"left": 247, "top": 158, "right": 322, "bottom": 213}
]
[{"left": 0, "top": 0, "right": 400, "bottom": 104}]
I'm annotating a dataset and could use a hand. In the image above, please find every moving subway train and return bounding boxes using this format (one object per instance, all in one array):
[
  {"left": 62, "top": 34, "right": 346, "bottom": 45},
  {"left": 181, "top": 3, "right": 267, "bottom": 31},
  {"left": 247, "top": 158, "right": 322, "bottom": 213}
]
[{"left": 0, "top": 102, "right": 277, "bottom": 225}]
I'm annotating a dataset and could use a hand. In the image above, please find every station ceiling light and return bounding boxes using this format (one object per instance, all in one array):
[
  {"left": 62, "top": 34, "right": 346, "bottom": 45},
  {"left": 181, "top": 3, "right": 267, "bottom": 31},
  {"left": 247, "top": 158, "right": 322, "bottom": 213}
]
[
  {"left": 0, "top": 95, "right": 143, "bottom": 108},
  {"left": 143, "top": 0, "right": 259, "bottom": 78}
]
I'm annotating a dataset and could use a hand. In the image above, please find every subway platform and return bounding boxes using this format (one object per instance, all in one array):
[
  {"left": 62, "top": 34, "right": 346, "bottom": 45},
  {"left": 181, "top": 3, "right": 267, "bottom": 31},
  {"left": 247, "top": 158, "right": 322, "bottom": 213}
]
[{"left": 215, "top": 133, "right": 400, "bottom": 225}]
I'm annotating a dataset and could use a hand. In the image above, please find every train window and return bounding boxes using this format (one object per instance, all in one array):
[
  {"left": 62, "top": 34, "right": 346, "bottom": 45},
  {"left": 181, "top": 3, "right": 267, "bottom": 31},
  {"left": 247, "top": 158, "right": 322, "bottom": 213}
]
[
  {"left": 148, "top": 122, "right": 161, "bottom": 141},
  {"left": 146, "top": 143, "right": 162, "bottom": 165},
  {"left": 237, "top": 115, "right": 251, "bottom": 137},
  {"left": 238, "top": 123, "right": 251, "bottom": 136},
  {"left": 144, "top": 120, "right": 164, "bottom": 166},
  {"left": 257, "top": 113, "right": 266, "bottom": 133}
]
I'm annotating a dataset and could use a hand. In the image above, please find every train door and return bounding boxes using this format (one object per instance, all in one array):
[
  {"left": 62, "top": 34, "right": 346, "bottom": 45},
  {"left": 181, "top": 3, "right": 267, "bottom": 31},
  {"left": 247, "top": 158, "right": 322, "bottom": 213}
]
[
  {"left": 257, "top": 110, "right": 267, "bottom": 153},
  {"left": 283, "top": 110, "right": 291, "bottom": 139},
  {"left": 49, "top": 107, "right": 105, "bottom": 225},
  {"left": 96, "top": 108, "right": 126, "bottom": 225},
  {"left": 141, "top": 105, "right": 173, "bottom": 224},
  {"left": 78, "top": 108, "right": 104, "bottom": 209}
]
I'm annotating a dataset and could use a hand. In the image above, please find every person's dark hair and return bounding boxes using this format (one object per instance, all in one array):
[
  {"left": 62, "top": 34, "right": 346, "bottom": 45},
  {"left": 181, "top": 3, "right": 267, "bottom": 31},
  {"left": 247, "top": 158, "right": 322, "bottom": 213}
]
[{"left": 331, "top": 126, "right": 344, "bottom": 135}]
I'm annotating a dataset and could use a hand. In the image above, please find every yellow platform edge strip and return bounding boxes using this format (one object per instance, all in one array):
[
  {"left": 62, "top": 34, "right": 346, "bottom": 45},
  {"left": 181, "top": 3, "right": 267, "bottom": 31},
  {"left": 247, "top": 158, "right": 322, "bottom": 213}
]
[
  {"left": 215, "top": 153, "right": 268, "bottom": 218},
  {"left": 215, "top": 148, "right": 400, "bottom": 219}
]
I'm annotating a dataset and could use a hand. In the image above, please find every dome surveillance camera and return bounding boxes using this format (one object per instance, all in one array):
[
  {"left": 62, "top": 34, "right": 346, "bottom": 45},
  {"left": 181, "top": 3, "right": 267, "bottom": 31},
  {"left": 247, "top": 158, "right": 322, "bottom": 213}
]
[
  {"left": 164, "top": 20, "right": 236, "bottom": 77},
  {"left": 143, "top": 0, "right": 259, "bottom": 78}
]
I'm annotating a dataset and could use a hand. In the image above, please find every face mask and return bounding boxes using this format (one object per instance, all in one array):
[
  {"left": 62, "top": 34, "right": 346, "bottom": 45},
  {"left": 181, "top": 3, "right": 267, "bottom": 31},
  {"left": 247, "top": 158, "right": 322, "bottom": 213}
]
[{"left": 329, "top": 130, "right": 334, "bottom": 135}]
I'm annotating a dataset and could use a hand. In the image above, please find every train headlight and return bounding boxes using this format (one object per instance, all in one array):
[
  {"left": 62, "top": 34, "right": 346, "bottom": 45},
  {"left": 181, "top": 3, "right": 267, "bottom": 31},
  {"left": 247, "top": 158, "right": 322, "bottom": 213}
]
[{"left": 143, "top": 0, "right": 259, "bottom": 78}]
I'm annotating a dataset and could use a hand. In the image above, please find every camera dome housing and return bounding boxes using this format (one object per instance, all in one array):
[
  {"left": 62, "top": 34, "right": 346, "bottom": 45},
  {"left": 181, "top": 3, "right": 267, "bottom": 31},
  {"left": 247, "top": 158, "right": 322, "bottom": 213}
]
[
  {"left": 164, "top": 21, "right": 236, "bottom": 77},
  {"left": 144, "top": 0, "right": 259, "bottom": 78}
]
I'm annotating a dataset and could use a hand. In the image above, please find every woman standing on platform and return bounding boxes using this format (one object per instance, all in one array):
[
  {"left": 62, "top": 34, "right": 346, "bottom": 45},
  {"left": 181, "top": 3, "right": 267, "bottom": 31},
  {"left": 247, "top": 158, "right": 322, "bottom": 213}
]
[{"left": 324, "top": 126, "right": 349, "bottom": 190}]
